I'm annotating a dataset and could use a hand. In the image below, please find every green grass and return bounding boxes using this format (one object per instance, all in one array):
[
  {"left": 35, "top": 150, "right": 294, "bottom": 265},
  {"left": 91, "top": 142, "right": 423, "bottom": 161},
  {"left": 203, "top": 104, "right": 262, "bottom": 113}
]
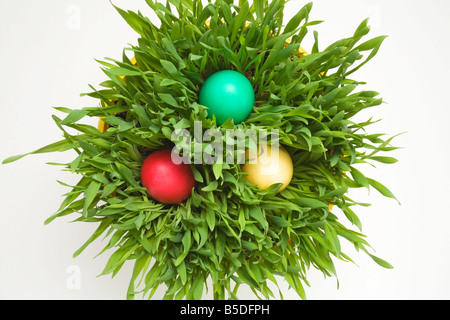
[{"left": 3, "top": 0, "right": 399, "bottom": 300}]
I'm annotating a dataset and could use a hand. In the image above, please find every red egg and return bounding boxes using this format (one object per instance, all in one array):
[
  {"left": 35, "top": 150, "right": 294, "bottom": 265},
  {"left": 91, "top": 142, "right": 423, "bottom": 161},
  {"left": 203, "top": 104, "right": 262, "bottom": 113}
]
[{"left": 140, "top": 149, "right": 196, "bottom": 204}]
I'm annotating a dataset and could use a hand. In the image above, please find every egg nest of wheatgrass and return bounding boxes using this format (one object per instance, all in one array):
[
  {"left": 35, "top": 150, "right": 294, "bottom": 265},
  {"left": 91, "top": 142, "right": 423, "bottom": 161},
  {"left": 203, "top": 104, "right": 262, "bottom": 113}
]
[{"left": 3, "top": 0, "right": 401, "bottom": 300}]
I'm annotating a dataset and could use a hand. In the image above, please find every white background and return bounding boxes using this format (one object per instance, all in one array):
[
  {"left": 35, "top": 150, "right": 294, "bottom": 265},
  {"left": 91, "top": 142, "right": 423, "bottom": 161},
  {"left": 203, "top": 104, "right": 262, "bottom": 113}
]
[{"left": 1, "top": 0, "right": 449, "bottom": 300}]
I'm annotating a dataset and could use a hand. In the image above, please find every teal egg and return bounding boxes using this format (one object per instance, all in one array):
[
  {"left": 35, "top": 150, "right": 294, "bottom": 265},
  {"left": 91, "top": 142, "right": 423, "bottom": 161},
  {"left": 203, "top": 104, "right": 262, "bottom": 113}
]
[{"left": 199, "top": 70, "right": 255, "bottom": 125}]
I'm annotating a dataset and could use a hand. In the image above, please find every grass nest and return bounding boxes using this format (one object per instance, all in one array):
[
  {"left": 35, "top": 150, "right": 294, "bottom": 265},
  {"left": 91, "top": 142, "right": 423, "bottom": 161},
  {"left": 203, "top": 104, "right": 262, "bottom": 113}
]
[{"left": 3, "top": 0, "right": 400, "bottom": 300}]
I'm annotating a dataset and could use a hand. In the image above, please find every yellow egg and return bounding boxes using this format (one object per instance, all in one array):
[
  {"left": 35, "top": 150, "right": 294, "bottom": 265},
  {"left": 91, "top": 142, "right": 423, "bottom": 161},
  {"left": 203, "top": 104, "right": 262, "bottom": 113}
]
[{"left": 241, "top": 144, "right": 293, "bottom": 192}]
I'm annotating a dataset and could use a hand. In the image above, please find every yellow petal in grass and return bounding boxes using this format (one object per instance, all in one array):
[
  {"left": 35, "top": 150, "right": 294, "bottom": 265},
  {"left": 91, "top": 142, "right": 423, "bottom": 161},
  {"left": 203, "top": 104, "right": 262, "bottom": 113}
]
[{"left": 97, "top": 57, "right": 137, "bottom": 132}]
